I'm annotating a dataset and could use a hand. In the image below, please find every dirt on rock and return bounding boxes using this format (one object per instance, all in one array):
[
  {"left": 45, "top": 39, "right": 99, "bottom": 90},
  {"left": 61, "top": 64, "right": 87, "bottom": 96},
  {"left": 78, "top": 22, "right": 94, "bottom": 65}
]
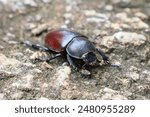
[{"left": 0, "top": 0, "right": 150, "bottom": 100}]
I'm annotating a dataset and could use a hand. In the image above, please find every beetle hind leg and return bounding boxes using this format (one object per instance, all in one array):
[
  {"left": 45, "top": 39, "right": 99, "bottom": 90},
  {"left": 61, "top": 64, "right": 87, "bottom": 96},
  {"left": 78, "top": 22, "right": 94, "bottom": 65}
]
[{"left": 21, "top": 41, "right": 50, "bottom": 52}]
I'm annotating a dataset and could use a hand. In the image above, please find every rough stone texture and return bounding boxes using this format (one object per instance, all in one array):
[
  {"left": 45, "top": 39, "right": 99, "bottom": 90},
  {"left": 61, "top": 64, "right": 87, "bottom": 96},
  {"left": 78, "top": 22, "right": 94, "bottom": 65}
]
[
  {"left": 113, "top": 32, "right": 146, "bottom": 46},
  {"left": 0, "top": 0, "right": 150, "bottom": 100}
]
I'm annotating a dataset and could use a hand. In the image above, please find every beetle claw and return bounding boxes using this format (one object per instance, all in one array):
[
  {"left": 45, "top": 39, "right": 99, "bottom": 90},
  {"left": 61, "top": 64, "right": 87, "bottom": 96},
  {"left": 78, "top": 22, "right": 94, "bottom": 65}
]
[
  {"left": 72, "top": 66, "right": 78, "bottom": 71},
  {"left": 102, "top": 59, "right": 110, "bottom": 65}
]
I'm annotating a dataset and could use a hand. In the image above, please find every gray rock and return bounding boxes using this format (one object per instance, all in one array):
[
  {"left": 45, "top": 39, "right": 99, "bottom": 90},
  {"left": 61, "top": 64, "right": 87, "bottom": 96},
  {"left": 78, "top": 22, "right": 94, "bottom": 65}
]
[
  {"left": 99, "top": 32, "right": 146, "bottom": 48},
  {"left": 0, "top": 45, "right": 4, "bottom": 50},
  {"left": 135, "top": 12, "right": 148, "bottom": 20},
  {"left": 25, "top": 23, "right": 36, "bottom": 31},
  {"left": 42, "top": 0, "right": 52, "bottom": 4},
  {"left": 0, "top": 93, "right": 5, "bottom": 100},
  {"left": 0, "top": 0, "right": 25, "bottom": 11},
  {"left": 113, "top": 32, "right": 146, "bottom": 46},
  {"left": 2, "top": 33, "right": 16, "bottom": 44},
  {"left": 31, "top": 23, "right": 49, "bottom": 35},
  {"left": 126, "top": 72, "right": 140, "bottom": 81},
  {"left": 23, "top": 0, "right": 37, "bottom": 7},
  {"left": 105, "top": 5, "right": 113, "bottom": 11},
  {"left": 63, "top": 13, "right": 73, "bottom": 19},
  {"left": 86, "top": 17, "right": 106, "bottom": 23},
  {"left": 84, "top": 10, "right": 109, "bottom": 22},
  {"left": 0, "top": 0, "right": 150, "bottom": 100},
  {"left": 115, "top": 12, "right": 149, "bottom": 29}
]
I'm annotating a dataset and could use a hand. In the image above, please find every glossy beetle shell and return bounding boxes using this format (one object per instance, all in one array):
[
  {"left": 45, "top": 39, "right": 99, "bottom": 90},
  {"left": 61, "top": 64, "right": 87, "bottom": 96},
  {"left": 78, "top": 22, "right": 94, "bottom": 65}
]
[{"left": 66, "top": 36, "right": 96, "bottom": 59}]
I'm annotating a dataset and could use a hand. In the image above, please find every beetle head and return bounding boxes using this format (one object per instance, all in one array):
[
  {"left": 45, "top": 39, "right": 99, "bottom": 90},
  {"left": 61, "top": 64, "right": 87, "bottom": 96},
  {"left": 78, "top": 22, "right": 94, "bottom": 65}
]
[{"left": 82, "top": 52, "right": 98, "bottom": 66}]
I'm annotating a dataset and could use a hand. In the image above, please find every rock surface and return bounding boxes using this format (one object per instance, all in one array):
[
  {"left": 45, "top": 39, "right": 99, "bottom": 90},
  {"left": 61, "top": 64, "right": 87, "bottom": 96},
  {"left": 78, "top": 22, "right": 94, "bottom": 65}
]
[{"left": 0, "top": 0, "right": 150, "bottom": 100}]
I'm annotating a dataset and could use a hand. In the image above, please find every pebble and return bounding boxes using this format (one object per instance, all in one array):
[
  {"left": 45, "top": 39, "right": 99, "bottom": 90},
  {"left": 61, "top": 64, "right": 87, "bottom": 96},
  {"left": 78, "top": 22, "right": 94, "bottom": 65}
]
[
  {"left": 130, "top": 17, "right": 149, "bottom": 29},
  {"left": 65, "top": 6, "right": 72, "bottom": 12},
  {"left": 61, "top": 25, "right": 68, "bottom": 29},
  {"left": 65, "top": 0, "right": 78, "bottom": 6},
  {"left": 84, "top": 10, "right": 108, "bottom": 22},
  {"left": 65, "top": 19, "right": 71, "bottom": 25},
  {"left": 23, "top": 0, "right": 37, "bottom": 7},
  {"left": 31, "top": 23, "right": 49, "bottom": 35},
  {"left": 80, "top": 69, "right": 91, "bottom": 76},
  {"left": 127, "top": 72, "right": 140, "bottom": 81},
  {"left": 147, "top": 58, "right": 150, "bottom": 64},
  {"left": 97, "top": 35, "right": 114, "bottom": 48},
  {"left": 42, "top": 0, "right": 52, "bottom": 4},
  {"left": 87, "top": 17, "right": 106, "bottom": 23},
  {"left": 111, "top": 61, "right": 122, "bottom": 68},
  {"left": 35, "top": 14, "right": 42, "bottom": 22},
  {"left": 63, "top": 13, "right": 73, "bottom": 19},
  {"left": 0, "top": 93, "right": 5, "bottom": 100},
  {"left": 115, "top": 12, "right": 149, "bottom": 29},
  {"left": 2, "top": 33, "right": 18, "bottom": 44},
  {"left": 113, "top": 31, "right": 146, "bottom": 46},
  {"left": 25, "top": 23, "right": 36, "bottom": 31},
  {"left": 123, "top": 66, "right": 140, "bottom": 81},
  {"left": 135, "top": 12, "right": 148, "bottom": 20},
  {"left": 105, "top": 5, "right": 113, "bottom": 11},
  {"left": 84, "top": 10, "right": 97, "bottom": 16},
  {"left": 22, "top": 62, "right": 36, "bottom": 68},
  {"left": 24, "top": 48, "right": 34, "bottom": 55},
  {"left": 8, "top": 14, "right": 14, "bottom": 19},
  {"left": 30, "top": 52, "right": 42, "bottom": 60},
  {"left": 41, "top": 62, "right": 53, "bottom": 69},
  {"left": 0, "top": 0, "right": 25, "bottom": 12},
  {"left": 32, "top": 68, "right": 42, "bottom": 74},
  {"left": 85, "top": 10, "right": 108, "bottom": 18},
  {"left": 0, "top": 45, "right": 4, "bottom": 50}
]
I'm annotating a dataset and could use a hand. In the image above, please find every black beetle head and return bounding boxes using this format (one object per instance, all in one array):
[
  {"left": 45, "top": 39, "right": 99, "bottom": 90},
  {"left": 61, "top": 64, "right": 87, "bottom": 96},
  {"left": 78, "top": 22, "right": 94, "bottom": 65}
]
[{"left": 82, "top": 52, "right": 98, "bottom": 66}]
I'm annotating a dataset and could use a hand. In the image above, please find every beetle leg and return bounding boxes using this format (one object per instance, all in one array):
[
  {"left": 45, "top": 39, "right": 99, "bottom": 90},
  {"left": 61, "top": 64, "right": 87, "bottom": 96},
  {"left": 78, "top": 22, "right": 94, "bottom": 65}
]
[
  {"left": 37, "top": 53, "right": 62, "bottom": 62},
  {"left": 96, "top": 48, "right": 109, "bottom": 64},
  {"left": 21, "top": 41, "right": 50, "bottom": 52},
  {"left": 66, "top": 54, "right": 78, "bottom": 70}
]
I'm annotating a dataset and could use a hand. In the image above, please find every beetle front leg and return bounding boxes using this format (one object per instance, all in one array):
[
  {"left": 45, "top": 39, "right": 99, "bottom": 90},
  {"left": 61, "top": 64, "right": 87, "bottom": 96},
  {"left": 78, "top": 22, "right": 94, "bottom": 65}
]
[
  {"left": 66, "top": 54, "right": 78, "bottom": 70},
  {"left": 21, "top": 41, "right": 50, "bottom": 52},
  {"left": 96, "top": 48, "right": 109, "bottom": 64}
]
